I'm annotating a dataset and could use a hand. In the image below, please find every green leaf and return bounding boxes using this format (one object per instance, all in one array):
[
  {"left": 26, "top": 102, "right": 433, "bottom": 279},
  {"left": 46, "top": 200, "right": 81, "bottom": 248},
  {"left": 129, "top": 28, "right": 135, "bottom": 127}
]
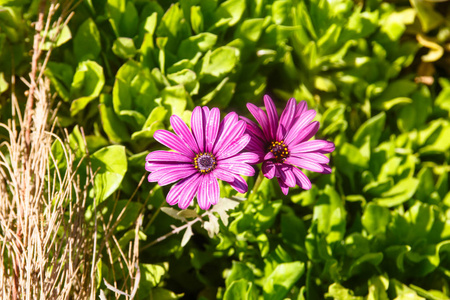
[
  {"left": 167, "top": 69, "right": 199, "bottom": 95},
  {"left": 73, "top": 18, "right": 101, "bottom": 62},
  {"left": 214, "top": 0, "right": 246, "bottom": 28},
  {"left": 140, "top": 263, "right": 167, "bottom": 289},
  {"left": 362, "top": 203, "right": 390, "bottom": 235},
  {"left": 44, "top": 62, "right": 73, "bottom": 101},
  {"left": 91, "top": 145, "right": 127, "bottom": 202},
  {"left": 190, "top": 6, "right": 204, "bottom": 34},
  {"left": 372, "top": 80, "right": 417, "bottom": 110},
  {"left": 349, "top": 253, "right": 383, "bottom": 276},
  {"left": 226, "top": 261, "right": 254, "bottom": 287},
  {"left": 313, "top": 185, "right": 346, "bottom": 243},
  {"left": 161, "top": 85, "right": 192, "bottom": 117},
  {"left": 41, "top": 24, "right": 72, "bottom": 51},
  {"left": 178, "top": 32, "right": 217, "bottom": 61},
  {"left": 0, "top": 72, "right": 8, "bottom": 94},
  {"left": 200, "top": 46, "right": 239, "bottom": 83},
  {"left": 353, "top": 112, "right": 386, "bottom": 148},
  {"left": 374, "top": 178, "right": 419, "bottom": 207},
  {"left": 99, "top": 94, "right": 130, "bottom": 143},
  {"left": 224, "top": 279, "right": 256, "bottom": 300},
  {"left": 106, "top": 0, "right": 125, "bottom": 36},
  {"left": 112, "top": 37, "right": 137, "bottom": 59},
  {"left": 70, "top": 61, "right": 105, "bottom": 116},
  {"left": 200, "top": 77, "right": 235, "bottom": 108},
  {"left": 150, "top": 288, "right": 183, "bottom": 300},
  {"left": 263, "top": 261, "right": 304, "bottom": 300},
  {"left": 325, "top": 283, "right": 364, "bottom": 300},
  {"left": 121, "top": 1, "right": 139, "bottom": 37},
  {"left": 409, "top": 0, "right": 444, "bottom": 32},
  {"left": 235, "top": 18, "right": 265, "bottom": 42}
]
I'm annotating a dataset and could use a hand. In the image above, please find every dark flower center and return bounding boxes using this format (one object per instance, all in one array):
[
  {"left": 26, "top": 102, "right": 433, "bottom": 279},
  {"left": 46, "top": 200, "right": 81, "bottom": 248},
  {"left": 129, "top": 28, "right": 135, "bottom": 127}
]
[
  {"left": 194, "top": 152, "right": 217, "bottom": 173},
  {"left": 268, "top": 140, "right": 289, "bottom": 163}
]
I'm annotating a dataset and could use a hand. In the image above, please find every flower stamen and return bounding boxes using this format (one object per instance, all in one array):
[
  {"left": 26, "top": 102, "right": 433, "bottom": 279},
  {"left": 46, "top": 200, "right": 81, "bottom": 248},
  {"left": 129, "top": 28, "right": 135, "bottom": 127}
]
[
  {"left": 194, "top": 152, "right": 217, "bottom": 173},
  {"left": 268, "top": 140, "right": 289, "bottom": 163}
]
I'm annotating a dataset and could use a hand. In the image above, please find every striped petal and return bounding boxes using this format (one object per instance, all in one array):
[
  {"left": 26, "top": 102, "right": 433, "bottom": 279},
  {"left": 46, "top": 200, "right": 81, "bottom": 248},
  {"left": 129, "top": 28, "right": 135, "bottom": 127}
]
[
  {"left": 284, "top": 109, "right": 316, "bottom": 145},
  {"left": 212, "top": 112, "right": 239, "bottom": 153},
  {"left": 191, "top": 106, "right": 206, "bottom": 152},
  {"left": 264, "top": 95, "right": 279, "bottom": 140},
  {"left": 285, "top": 156, "right": 324, "bottom": 173},
  {"left": 277, "top": 98, "right": 297, "bottom": 140},
  {"left": 247, "top": 103, "right": 271, "bottom": 140},
  {"left": 216, "top": 134, "right": 250, "bottom": 160},
  {"left": 146, "top": 150, "right": 192, "bottom": 163},
  {"left": 262, "top": 160, "right": 276, "bottom": 179},
  {"left": 170, "top": 115, "right": 200, "bottom": 153},
  {"left": 218, "top": 162, "right": 255, "bottom": 176},
  {"left": 197, "top": 173, "right": 220, "bottom": 210},
  {"left": 166, "top": 173, "right": 200, "bottom": 206},
  {"left": 290, "top": 140, "right": 334, "bottom": 153},
  {"left": 205, "top": 107, "right": 220, "bottom": 152},
  {"left": 154, "top": 130, "right": 195, "bottom": 157},
  {"left": 292, "top": 167, "right": 312, "bottom": 190}
]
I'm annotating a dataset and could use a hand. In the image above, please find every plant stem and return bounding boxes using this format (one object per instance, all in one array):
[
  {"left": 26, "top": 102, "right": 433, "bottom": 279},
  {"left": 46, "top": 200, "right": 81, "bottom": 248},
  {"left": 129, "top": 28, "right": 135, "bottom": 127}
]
[{"left": 248, "top": 170, "right": 265, "bottom": 202}]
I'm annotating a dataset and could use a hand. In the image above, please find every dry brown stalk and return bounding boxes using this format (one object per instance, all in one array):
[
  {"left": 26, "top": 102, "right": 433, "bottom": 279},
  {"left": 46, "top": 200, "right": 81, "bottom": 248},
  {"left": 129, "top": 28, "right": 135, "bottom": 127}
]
[{"left": 0, "top": 1, "right": 140, "bottom": 299}]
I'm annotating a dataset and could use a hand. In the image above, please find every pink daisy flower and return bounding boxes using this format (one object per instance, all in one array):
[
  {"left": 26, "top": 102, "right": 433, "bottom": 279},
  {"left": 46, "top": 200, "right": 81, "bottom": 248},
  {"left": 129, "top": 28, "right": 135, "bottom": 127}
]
[
  {"left": 243, "top": 95, "right": 335, "bottom": 195},
  {"left": 145, "top": 106, "right": 259, "bottom": 210}
]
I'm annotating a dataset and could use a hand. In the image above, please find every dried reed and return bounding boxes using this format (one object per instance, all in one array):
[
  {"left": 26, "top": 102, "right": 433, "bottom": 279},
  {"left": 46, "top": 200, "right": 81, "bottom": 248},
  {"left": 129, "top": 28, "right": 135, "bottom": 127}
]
[{"left": 0, "top": 1, "right": 140, "bottom": 299}]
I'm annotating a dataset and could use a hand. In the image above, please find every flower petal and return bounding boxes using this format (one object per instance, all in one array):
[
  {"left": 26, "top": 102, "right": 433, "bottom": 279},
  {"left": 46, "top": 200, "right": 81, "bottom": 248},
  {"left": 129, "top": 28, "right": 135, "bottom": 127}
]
[
  {"left": 166, "top": 173, "right": 200, "bottom": 206},
  {"left": 294, "top": 152, "right": 330, "bottom": 164},
  {"left": 264, "top": 95, "right": 279, "bottom": 140},
  {"left": 321, "top": 164, "right": 332, "bottom": 174},
  {"left": 277, "top": 98, "right": 297, "bottom": 140},
  {"left": 292, "top": 167, "right": 312, "bottom": 190},
  {"left": 146, "top": 150, "right": 192, "bottom": 163},
  {"left": 191, "top": 106, "right": 206, "bottom": 152},
  {"left": 284, "top": 109, "right": 316, "bottom": 145},
  {"left": 290, "top": 121, "right": 320, "bottom": 146},
  {"left": 212, "top": 168, "right": 235, "bottom": 182},
  {"left": 277, "top": 165, "right": 296, "bottom": 187},
  {"left": 170, "top": 115, "right": 200, "bottom": 153},
  {"left": 147, "top": 165, "right": 195, "bottom": 183},
  {"left": 216, "top": 134, "right": 250, "bottom": 160},
  {"left": 212, "top": 112, "right": 239, "bottom": 153},
  {"left": 145, "top": 161, "right": 191, "bottom": 172},
  {"left": 277, "top": 177, "right": 289, "bottom": 195},
  {"left": 218, "top": 162, "right": 255, "bottom": 176},
  {"left": 290, "top": 140, "right": 334, "bottom": 153},
  {"left": 262, "top": 161, "right": 276, "bottom": 179},
  {"left": 264, "top": 151, "right": 275, "bottom": 160},
  {"left": 247, "top": 103, "right": 271, "bottom": 140},
  {"left": 241, "top": 116, "right": 266, "bottom": 141},
  {"left": 197, "top": 173, "right": 220, "bottom": 210},
  {"left": 220, "top": 152, "right": 260, "bottom": 164},
  {"left": 216, "top": 120, "right": 246, "bottom": 155},
  {"left": 294, "top": 100, "right": 308, "bottom": 120},
  {"left": 158, "top": 168, "right": 198, "bottom": 186},
  {"left": 205, "top": 107, "right": 220, "bottom": 152},
  {"left": 154, "top": 130, "right": 195, "bottom": 157},
  {"left": 286, "top": 156, "right": 324, "bottom": 173},
  {"left": 226, "top": 174, "right": 249, "bottom": 194}
]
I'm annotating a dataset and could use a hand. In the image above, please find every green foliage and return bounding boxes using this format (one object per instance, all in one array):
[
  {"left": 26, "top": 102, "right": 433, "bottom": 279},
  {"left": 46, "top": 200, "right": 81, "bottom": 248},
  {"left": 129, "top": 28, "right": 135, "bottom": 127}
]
[{"left": 2, "top": 0, "right": 450, "bottom": 298}]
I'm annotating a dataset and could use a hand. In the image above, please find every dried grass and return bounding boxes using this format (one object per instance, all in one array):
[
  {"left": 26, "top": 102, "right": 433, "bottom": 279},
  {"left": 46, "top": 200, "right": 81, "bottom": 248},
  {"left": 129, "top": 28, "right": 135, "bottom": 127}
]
[{"left": 0, "top": 1, "right": 140, "bottom": 299}]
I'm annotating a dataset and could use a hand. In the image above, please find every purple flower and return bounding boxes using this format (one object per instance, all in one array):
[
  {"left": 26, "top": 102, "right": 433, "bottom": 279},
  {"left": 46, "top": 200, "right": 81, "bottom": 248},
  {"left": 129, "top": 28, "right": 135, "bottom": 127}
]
[
  {"left": 145, "top": 106, "right": 259, "bottom": 210},
  {"left": 243, "top": 95, "right": 335, "bottom": 195}
]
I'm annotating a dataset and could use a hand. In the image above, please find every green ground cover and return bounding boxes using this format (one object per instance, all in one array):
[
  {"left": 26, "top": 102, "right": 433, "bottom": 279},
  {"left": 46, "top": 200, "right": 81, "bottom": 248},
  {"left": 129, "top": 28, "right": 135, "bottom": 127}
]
[{"left": 1, "top": 0, "right": 450, "bottom": 298}]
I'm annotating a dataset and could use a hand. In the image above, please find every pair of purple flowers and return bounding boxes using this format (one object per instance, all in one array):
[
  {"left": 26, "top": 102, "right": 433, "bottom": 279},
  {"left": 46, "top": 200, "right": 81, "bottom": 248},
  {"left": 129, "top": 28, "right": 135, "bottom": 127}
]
[{"left": 145, "top": 95, "right": 335, "bottom": 210}]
